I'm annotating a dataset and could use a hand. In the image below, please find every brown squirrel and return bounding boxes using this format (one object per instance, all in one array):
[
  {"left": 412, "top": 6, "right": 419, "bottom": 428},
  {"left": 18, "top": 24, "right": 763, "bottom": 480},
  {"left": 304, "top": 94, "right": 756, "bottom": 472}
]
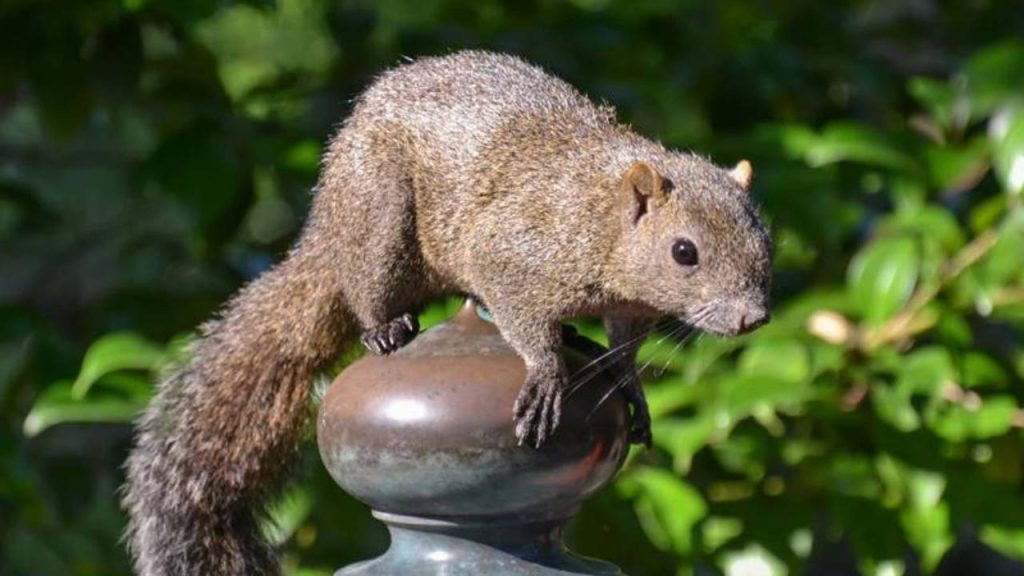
[{"left": 123, "top": 51, "right": 772, "bottom": 575}]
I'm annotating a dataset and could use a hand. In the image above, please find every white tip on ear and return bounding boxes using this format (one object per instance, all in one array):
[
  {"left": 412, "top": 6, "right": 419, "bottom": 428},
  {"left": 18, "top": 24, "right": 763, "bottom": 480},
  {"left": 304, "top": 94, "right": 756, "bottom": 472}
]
[{"left": 730, "top": 159, "right": 753, "bottom": 190}]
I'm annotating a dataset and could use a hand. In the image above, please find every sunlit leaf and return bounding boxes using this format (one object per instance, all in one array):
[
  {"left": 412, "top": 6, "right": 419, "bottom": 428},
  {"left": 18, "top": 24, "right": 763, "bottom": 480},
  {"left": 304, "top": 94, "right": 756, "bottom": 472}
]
[
  {"left": 703, "top": 517, "right": 744, "bottom": 552},
  {"left": 895, "top": 347, "right": 954, "bottom": 396},
  {"left": 980, "top": 526, "right": 1024, "bottom": 563},
  {"left": 70, "top": 332, "right": 164, "bottom": 399},
  {"left": 418, "top": 297, "right": 466, "bottom": 330},
  {"left": 652, "top": 415, "right": 715, "bottom": 473},
  {"left": 721, "top": 542, "right": 785, "bottom": 576},
  {"left": 804, "top": 123, "right": 920, "bottom": 174},
  {"left": 645, "top": 378, "right": 703, "bottom": 417},
  {"left": 283, "top": 139, "right": 322, "bottom": 174},
  {"left": 928, "top": 395, "right": 1018, "bottom": 441},
  {"left": 848, "top": 237, "right": 919, "bottom": 325},
  {"left": 987, "top": 215, "right": 1024, "bottom": 284},
  {"left": 196, "top": 0, "right": 339, "bottom": 105},
  {"left": 720, "top": 375, "right": 808, "bottom": 419},
  {"left": 737, "top": 340, "right": 809, "bottom": 384},
  {"left": 889, "top": 205, "right": 966, "bottom": 253},
  {"left": 24, "top": 381, "right": 147, "bottom": 437},
  {"left": 993, "top": 110, "right": 1024, "bottom": 195},
  {"left": 901, "top": 500, "right": 953, "bottom": 572},
  {"left": 872, "top": 385, "right": 920, "bottom": 432},
  {"left": 962, "top": 352, "right": 1008, "bottom": 388},
  {"left": 923, "top": 138, "right": 990, "bottom": 192}
]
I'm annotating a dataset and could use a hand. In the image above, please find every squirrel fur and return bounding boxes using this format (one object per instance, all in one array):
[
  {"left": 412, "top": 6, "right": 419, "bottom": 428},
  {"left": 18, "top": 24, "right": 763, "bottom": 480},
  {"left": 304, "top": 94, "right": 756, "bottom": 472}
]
[{"left": 124, "top": 51, "right": 772, "bottom": 576}]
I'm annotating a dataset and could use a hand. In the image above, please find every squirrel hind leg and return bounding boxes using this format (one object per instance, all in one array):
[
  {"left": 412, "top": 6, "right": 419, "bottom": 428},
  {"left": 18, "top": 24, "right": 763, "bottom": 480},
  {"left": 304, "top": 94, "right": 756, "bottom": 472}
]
[
  {"left": 360, "top": 313, "right": 419, "bottom": 355},
  {"left": 324, "top": 135, "right": 430, "bottom": 355}
]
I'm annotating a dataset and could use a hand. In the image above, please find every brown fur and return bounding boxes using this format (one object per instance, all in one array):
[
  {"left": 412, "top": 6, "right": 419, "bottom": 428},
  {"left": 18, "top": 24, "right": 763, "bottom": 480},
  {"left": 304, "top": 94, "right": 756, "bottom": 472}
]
[{"left": 124, "top": 51, "right": 771, "bottom": 575}]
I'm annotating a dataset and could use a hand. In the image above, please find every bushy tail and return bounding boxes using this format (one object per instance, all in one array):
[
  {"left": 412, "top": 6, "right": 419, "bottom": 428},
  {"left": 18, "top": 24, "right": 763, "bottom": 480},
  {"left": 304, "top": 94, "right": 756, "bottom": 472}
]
[{"left": 123, "top": 243, "right": 354, "bottom": 576}]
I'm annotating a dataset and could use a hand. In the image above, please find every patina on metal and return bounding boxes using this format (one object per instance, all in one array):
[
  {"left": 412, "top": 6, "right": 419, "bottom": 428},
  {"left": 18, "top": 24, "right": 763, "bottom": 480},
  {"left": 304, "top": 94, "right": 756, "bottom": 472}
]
[{"left": 318, "top": 300, "right": 630, "bottom": 575}]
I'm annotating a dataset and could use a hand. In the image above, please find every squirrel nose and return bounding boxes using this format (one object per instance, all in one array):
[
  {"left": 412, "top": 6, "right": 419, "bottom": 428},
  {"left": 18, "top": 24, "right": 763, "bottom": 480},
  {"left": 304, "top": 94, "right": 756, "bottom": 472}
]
[{"left": 737, "top": 309, "right": 770, "bottom": 334}]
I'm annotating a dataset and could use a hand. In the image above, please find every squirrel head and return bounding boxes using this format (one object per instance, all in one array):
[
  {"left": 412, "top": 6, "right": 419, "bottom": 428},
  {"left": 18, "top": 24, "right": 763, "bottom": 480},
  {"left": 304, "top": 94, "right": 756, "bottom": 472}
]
[{"left": 608, "top": 158, "right": 772, "bottom": 336}]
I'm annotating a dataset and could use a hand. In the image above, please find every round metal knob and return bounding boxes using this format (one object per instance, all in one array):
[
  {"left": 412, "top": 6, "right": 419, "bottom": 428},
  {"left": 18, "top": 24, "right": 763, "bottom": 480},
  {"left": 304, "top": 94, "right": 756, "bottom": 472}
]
[{"left": 318, "top": 301, "right": 629, "bottom": 575}]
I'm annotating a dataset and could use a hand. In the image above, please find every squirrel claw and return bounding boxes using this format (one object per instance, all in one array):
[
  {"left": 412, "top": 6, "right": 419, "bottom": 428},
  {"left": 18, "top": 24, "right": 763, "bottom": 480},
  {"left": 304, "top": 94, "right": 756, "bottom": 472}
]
[
  {"left": 513, "top": 376, "right": 563, "bottom": 448},
  {"left": 620, "top": 377, "right": 653, "bottom": 448},
  {"left": 628, "top": 419, "right": 653, "bottom": 448},
  {"left": 360, "top": 313, "right": 419, "bottom": 355}
]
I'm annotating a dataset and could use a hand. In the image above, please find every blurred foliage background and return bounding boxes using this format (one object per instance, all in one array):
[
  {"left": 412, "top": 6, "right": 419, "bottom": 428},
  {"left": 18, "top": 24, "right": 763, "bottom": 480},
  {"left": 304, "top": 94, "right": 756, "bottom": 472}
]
[{"left": 2, "top": 0, "right": 1024, "bottom": 574}]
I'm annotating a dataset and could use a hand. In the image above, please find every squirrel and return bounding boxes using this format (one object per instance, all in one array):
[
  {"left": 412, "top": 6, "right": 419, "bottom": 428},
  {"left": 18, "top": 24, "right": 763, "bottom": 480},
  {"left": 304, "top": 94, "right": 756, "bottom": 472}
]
[{"left": 123, "top": 50, "right": 772, "bottom": 576}]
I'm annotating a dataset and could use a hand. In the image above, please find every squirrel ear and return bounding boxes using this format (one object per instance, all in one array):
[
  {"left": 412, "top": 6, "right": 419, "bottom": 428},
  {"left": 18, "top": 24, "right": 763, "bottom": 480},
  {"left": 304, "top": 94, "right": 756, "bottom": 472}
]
[
  {"left": 729, "top": 159, "right": 753, "bottom": 191},
  {"left": 621, "top": 161, "right": 666, "bottom": 224},
  {"left": 624, "top": 161, "right": 665, "bottom": 199}
]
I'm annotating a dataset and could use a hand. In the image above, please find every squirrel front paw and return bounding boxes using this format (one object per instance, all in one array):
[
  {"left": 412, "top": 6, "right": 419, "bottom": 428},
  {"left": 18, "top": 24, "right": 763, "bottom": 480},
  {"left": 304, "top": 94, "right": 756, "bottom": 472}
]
[
  {"left": 360, "top": 313, "right": 419, "bottom": 355},
  {"left": 513, "top": 372, "right": 564, "bottom": 448}
]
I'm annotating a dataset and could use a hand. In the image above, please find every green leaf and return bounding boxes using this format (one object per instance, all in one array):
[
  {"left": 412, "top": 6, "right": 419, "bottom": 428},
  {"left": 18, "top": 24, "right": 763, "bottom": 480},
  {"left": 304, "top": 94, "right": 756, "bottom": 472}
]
[
  {"left": 24, "top": 381, "right": 147, "bottom": 437},
  {"left": 848, "top": 237, "right": 919, "bottom": 325},
  {"left": 928, "top": 395, "right": 1018, "bottom": 441},
  {"left": 99, "top": 372, "right": 157, "bottom": 401},
  {"left": 947, "top": 469, "right": 1024, "bottom": 528},
  {"left": 645, "top": 379, "right": 703, "bottom": 417},
  {"left": 831, "top": 493, "right": 907, "bottom": 563},
  {"left": 872, "top": 385, "right": 920, "bottom": 432},
  {"left": 720, "top": 375, "right": 808, "bottom": 419},
  {"left": 900, "top": 470, "right": 953, "bottom": 571},
  {"left": 890, "top": 205, "right": 966, "bottom": 253},
  {"left": 966, "top": 40, "right": 1024, "bottom": 117},
  {"left": 702, "top": 517, "right": 743, "bottom": 553},
  {"left": 826, "top": 454, "right": 883, "bottom": 499},
  {"left": 980, "top": 526, "right": 1024, "bottom": 563},
  {"left": 993, "top": 109, "right": 1024, "bottom": 195},
  {"left": 263, "top": 486, "right": 313, "bottom": 546},
  {"left": 804, "top": 122, "right": 920, "bottom": 174},
  {"left": 282, "top": 139, "right": 322, "bottom": 174},
  {"left": 895, "top": 347, "right": 954, "bottom": 396},
  {"left": 969, "top": 194, "right": 1008, "bottom": 232},
  {"left": 418, "top": 297, "right": 466, "bottom": 330},
  {"left": 908, "top": 76, "right": 958, "bottom": 131},
  {"left": 934, "top": 312, "right": 973, "bottom": 347},
  {"left": 965, "top": 212, "right": 1024, "bottom": 303},
  {"left": 618, "top": 468, "right": 706, "bottom": 555},
  {"left": 652, "top": 415, "right": 715, "bottom": 473},
  {"left": 720, "top": 542, "right": 786, "bottom": 576},
  {"left": 737, "top": 340, "right": 810, "bottom": 384},
  {"left": 195, "top": 0, "right": 339, "bottom": 103},
  {"left": 923, "top": 138, "right": 990, "bottom": 193},
  {"left": 70, "top": 332, "right": 164, "bottom": 399},
  {"left": 288, "top": 570, "right": 335, "bottom": 576},
  {"left": 961, "top": 352, "right": 1008, "bottom": 388}
]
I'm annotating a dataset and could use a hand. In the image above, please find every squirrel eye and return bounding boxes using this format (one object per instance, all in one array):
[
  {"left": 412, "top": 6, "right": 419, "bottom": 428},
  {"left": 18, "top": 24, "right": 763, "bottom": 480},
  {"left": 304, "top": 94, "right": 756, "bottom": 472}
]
[{"left": 672, "top": 238, "right": 698, "bottom": 266}]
